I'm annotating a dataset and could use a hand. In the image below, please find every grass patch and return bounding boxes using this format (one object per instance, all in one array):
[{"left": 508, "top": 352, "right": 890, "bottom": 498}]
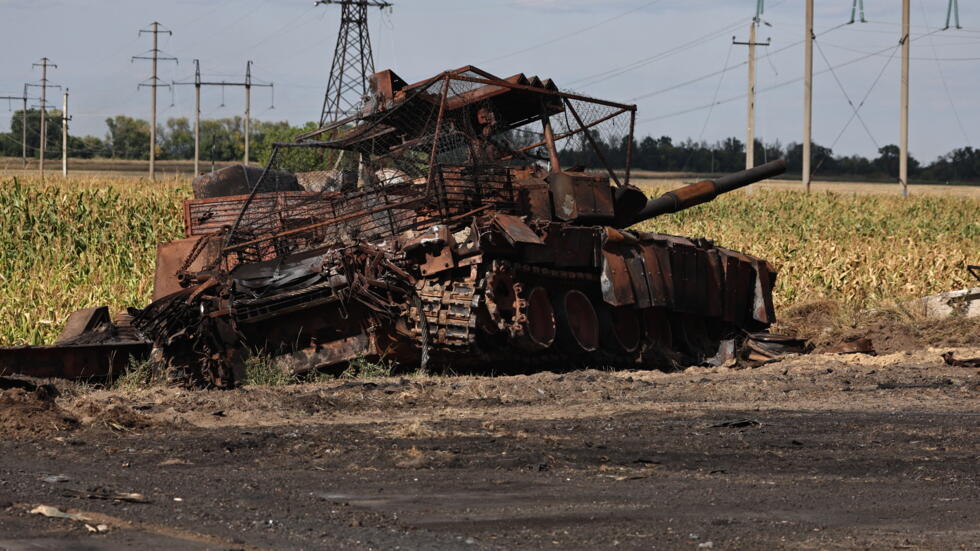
[
  {"left": 342, "top": 356, "right": 396, "bottom": 379},
  {"left": 243, "top": 353, "right": 298, "bottom": 386},
  {"left": 112, "top": 355, "right": 167, "bottom": 390}
]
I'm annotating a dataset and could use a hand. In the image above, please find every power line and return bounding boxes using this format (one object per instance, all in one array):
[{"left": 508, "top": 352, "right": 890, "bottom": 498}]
[
  {"left": 819, "top": 41, "right": 980, "bottom": 61},
  {"left": 173, "top": 59, "right": 273, "bottom": 170},
  {"left": 626, "top": 22, "right": 849, "bottom": 103},
  {"left": 568, "top": 17, "right": 748, "bottom": 89},
  {"left": 636, "top": 41, "right": 901, "bottom": 124},
  {"left": 699, "top": 42, "right": 736, "bottom": 142},
  {"left": 637, "top": 27, "right": 943, "bottom": 125},
  {"left": 810, "top": 43, "right": 900, "bottom": 180},
  {"left": 478, "top": 0, "right": 662, "bottom": 65},
  {"left": 679, "top": 41, "right": 736, "bottom": 172},
  {"left": 814, "top": 39, "right": 880, "bottom": 149},
  {"left": 918, "top": 0, "right": 971, "bottom": 146},
  {"left": 0, "top": 85, "right": 33, "bottom": 167}
]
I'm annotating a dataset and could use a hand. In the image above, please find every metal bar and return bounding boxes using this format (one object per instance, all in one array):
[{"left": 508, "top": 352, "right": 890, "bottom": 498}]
[
  {"left": 625, "top": 108, "right": 636, "bottom": 187},
  {"left": 540, "top": 99, "right": 562, "bottom": 172},
  {"left": 424, "top": 76, "right": 452, "bottom": 197},
  {"left": 563, "top": 97, "right": 621, "bottom": 187},
  {"left": 223, "top": 195, "right": 427, "bottom": 253},
  {"left": 513, "top": 107, "right": 629, "bottom": 154},
  {"left": 448, "top": 74, "right": 637, "bottom": 112},
  {"left": 223, "top": 147, "right": 279, "bottom": 250}
]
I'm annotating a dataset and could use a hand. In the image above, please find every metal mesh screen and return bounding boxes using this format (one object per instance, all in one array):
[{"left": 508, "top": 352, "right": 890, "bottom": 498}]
[{"left": 220, "top": 70, "right": 634, "bottom": 264}]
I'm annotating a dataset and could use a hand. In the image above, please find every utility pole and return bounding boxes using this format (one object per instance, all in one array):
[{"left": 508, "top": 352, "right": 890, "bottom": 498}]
[
  {"left": 174, "top": 60, "right": 272, "bottom": 169},
  {"left": 195, "top": 60, "right": 201, "bottom": 174},
  {"left": 32, "top": 57, "right": 58, "bottom": 178},
  {"left": 734, "top": 24, "right": 769, "bottom": 171},
  {"left": 899, "top": 0, "right": 910, "bottom": 197},
  {"left": 173, "top": 59, "right": 203, "bottom": 174},
  {"left": 315, "top": 0, "right": 393, "bottom": 126},
  {"left": 245, "top": 61, "right": 251, "bottom": 165},
  {"left": 62, "top": 89, "right": 70, "bottom": 178},
  {"left": 803, "top": 0, "right": 813, "bottom": 192},
  {"left": 0, "top": 87, "right": 31, "bottom": 168},
  {"left": 133, "top": 22, "right": 176, "bottom": 180},
  {"left": 22, "top": 85, "right": 28, "bottom": 168}
]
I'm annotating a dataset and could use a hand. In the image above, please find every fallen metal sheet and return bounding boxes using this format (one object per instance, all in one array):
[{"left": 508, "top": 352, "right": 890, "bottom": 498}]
[
  {"left": 55, "top": 306, "right": 110, "bottom": 345},
  {"left": 0, "top": 342, "right": 149, "bottom": 380},
  {"left": 275, "top": 333, "right": 380, "bottom": 375},
  {"left": 941, "top": 351, "right": 980, "bottom": 368}
]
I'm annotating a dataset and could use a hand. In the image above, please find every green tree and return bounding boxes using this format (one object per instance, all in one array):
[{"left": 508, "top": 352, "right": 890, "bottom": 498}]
[
  {"left": 105, "top": 115, "right": 150, "bottom": 159},
  {"left": 873, "top": 144, "right": 919, "bottom": 178},
  {"left": 160, "top": 117, "right": 194, "bottom": 160},
  {"left": 7, "top": 109, "right": 64, "bottom": 158}
]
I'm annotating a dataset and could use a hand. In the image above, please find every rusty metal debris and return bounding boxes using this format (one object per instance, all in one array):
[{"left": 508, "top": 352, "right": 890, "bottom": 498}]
[
  {"left": 823, "top": 337, "right": 877, "bottom": 356},
  {"left": 941, "top": 352, "right": 980, "bottom": 368},
  {"left": 2, "top": 66, "right": 790, "bottom": 386}
]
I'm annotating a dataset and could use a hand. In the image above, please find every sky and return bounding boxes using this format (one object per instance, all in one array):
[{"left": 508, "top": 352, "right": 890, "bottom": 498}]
[{"left": 1, "top": 0, "right": 979, "bottom": 162}]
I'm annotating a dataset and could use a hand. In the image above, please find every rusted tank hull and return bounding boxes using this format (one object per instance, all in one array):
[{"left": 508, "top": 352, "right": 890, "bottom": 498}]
[
  {"left": 11, "top": 66, "right": 789, "bottom": 387},
  {"left": 140, "top": 203, "right": 775, "bottom": 383}
]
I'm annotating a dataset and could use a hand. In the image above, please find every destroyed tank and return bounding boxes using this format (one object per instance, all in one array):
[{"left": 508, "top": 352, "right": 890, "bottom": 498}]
[{"left": 130, "top": 66, "right": 788, "bottom": 387}]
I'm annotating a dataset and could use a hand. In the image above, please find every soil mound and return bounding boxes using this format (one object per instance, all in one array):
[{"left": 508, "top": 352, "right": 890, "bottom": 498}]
[{"left": 0, "top": 379, "right": 78, "bottom": 438}]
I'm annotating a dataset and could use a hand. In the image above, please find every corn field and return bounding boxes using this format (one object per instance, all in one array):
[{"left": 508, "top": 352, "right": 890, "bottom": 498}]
[
  {"left": 636, "top": 185, "right": 979, "bottom": 310},
  {"left": 0, "top": 174, "right": 977, "bottom": 345},
  {"left": 0, "top": 176, "right": 187, "bottom": 345}
]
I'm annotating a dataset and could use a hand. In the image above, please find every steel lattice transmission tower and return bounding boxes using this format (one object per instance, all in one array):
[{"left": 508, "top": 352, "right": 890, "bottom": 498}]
[{"left": 315, "top": 0, "right": 393, "bottom": 127}]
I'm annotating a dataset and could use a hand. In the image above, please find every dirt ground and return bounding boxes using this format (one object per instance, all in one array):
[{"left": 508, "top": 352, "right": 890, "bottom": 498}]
[{"left": 1, "top": 343, "right": 978, "bottom": 550}]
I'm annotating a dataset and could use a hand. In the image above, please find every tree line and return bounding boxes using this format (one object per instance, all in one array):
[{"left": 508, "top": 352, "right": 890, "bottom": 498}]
[
  {"left": 2, "top": 111, "right": 979, "bottom": 183},
  {"left": 562, "top": 134, "right": 980, "bottom": 183},
  {"left": 0, "top": 111, "right": 313, "bottom": 165}
]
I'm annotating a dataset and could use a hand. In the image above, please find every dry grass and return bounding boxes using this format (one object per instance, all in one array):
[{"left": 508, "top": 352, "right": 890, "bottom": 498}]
[
  {"left": 1, "top": 170, "right": 976, "bottom": 346},
  {"left": 633, "top": 186, "right": 978, "bottom": 310},
  {"left": 629, "top": 173, "right": 980, "bottom": 198},
  {"left": 778, "top": 299, "right": 980, "bottom": 353}
]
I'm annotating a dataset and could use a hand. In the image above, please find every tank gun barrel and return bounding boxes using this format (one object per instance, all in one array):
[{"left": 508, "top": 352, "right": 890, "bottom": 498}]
[{"left": 625, "top": 159, "right": 787, "bottom": 226}]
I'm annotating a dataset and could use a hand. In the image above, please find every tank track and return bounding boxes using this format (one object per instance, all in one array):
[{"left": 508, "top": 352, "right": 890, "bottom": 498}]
[{"left": 408, "top": 261, "right": 729, "bottom": 374}]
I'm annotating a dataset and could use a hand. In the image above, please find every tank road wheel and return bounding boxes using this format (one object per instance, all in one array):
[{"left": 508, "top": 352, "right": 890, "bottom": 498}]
[
  {"left": 485, "top": 267, "right": 518, "bottom": 326},
  {"left": 484, "top": 265, "right": 557, "bottom": 352},
  {"left": 555, "top": 289, "right": 600, "bottom": 353},
  {"left": 512, "top": 285, "right": 557, "bottom": 351},
  {"left": 600, "top": 306, "right": 642, "bottom": 354}
]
